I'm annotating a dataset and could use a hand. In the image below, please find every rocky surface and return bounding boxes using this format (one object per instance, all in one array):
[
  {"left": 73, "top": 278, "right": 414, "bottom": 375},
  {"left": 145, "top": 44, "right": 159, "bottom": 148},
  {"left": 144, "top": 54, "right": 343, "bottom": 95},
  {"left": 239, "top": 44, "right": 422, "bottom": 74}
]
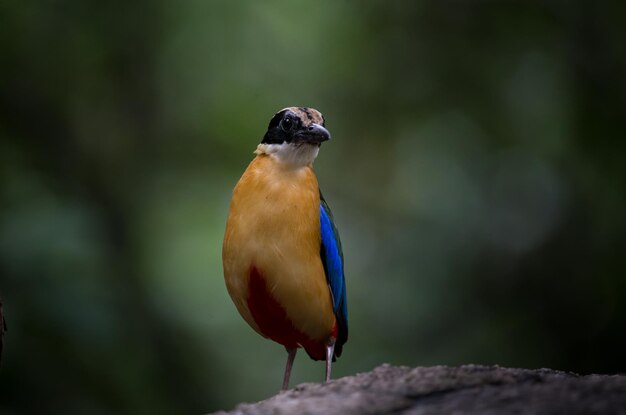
[{"left": 211, "top": 364, "right": 626, "bottom": 415}]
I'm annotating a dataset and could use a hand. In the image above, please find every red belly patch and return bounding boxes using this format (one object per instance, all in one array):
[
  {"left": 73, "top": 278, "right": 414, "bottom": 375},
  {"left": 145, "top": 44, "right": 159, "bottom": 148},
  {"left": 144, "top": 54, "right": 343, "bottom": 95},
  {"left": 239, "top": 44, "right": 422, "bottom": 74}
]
[{"left": 247, "top": 266, "right": 328, "bottom": 360}]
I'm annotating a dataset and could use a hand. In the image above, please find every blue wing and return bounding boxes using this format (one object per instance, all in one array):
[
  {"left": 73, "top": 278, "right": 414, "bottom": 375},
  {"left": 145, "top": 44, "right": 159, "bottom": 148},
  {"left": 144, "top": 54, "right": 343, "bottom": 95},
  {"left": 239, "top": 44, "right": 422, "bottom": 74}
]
[{"left": 319, "top": 192, "right": 348, "bottom": 357}]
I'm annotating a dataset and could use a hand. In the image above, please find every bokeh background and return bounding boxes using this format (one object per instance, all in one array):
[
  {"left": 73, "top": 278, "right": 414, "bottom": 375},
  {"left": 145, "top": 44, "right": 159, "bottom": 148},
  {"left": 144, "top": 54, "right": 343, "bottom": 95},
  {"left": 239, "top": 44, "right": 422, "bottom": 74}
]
[{"left": 1, "top": 1, "right": 625, "bottom": 413}]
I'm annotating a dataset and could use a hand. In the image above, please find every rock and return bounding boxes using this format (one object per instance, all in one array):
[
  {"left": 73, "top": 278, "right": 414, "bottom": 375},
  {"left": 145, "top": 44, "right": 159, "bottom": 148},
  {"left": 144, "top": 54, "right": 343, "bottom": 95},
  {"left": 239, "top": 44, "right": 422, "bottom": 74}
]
[{"left": 210, "top": 364, "right": 626, "bottom": 415}]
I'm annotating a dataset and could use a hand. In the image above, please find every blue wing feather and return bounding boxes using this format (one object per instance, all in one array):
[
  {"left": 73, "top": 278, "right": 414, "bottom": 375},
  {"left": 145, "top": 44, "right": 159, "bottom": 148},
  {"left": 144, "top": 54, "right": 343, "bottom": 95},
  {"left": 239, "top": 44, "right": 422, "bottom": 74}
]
[{"left": 319, "top": 192, "right": 348, "bottom": 357}]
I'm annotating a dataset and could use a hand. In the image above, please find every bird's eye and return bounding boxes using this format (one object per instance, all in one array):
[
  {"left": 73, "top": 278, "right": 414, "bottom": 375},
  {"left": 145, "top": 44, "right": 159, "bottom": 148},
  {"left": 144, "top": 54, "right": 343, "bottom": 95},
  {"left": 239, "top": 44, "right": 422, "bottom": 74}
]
[{"left": 280, "top": 116, "right": 294, "bottom": 132}]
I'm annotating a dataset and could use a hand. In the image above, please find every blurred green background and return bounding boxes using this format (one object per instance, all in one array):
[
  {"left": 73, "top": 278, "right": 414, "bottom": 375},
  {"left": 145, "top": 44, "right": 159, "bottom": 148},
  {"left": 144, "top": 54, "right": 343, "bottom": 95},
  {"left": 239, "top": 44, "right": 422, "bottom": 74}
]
[{"left": 1, "top": 0, "right": 625, "bottom": 413}]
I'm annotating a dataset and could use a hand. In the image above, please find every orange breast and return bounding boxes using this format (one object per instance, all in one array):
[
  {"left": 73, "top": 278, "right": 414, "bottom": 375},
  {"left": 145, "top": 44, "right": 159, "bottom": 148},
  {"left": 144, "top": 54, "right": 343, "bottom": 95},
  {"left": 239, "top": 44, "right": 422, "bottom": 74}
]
[{"left": 222, "top": 154, "right": 336, "bottom": 360}]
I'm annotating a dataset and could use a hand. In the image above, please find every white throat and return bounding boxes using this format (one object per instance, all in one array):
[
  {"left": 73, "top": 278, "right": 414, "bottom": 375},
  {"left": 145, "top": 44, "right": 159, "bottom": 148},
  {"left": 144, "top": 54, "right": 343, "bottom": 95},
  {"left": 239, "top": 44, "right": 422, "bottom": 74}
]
[{"left": 255, "top": 143, "right": 320, "bottom": 168}]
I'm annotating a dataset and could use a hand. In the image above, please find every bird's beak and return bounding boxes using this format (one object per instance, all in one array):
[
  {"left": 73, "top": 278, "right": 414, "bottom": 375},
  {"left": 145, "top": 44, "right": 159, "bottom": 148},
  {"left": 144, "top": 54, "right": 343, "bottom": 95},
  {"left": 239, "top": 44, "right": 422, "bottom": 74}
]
[{"left": 296, "top": 123, "right": 331, "bottom": 144}]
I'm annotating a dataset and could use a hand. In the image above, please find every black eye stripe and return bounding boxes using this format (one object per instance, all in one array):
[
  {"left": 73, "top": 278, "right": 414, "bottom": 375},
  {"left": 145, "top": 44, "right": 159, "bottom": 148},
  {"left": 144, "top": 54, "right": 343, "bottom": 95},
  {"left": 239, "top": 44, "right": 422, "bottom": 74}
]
[
  {"left": 280, "top": 116, "right": 294, "bottom": 131},
  {"left": 267, "top": 110, "right": 287, "bottom": 129},
  {"left": 262, "top": 108, "right": 325, "bottom": 145},
  {"left": 263, "top": 112, "right": 297, "bottom": 144}
]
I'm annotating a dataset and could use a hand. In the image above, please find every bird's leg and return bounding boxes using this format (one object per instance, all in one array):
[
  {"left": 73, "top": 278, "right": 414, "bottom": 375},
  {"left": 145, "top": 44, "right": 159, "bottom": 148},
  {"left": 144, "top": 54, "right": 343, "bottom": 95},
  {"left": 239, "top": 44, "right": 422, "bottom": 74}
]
[
  {"left": 282, "top": 347, "right": 297, "bottom": 391},
  {"left": 325, "top": 340, "right": 336, "bottom": 383}
]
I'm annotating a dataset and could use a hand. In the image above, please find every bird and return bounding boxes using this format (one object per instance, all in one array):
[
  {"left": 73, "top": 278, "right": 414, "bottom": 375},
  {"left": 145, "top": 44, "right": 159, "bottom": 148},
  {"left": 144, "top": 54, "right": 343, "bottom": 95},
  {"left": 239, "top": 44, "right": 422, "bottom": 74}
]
[{"left": 222, "top": 107, "right": 348, "bottom": 390}]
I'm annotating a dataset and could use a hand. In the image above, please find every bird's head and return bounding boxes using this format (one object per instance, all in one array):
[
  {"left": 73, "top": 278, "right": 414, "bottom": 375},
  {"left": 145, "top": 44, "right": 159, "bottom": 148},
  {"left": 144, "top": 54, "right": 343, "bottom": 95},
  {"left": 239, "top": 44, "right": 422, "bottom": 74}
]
[{"left": 256, "top": 107, "right": 331, "bottom": 168}]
